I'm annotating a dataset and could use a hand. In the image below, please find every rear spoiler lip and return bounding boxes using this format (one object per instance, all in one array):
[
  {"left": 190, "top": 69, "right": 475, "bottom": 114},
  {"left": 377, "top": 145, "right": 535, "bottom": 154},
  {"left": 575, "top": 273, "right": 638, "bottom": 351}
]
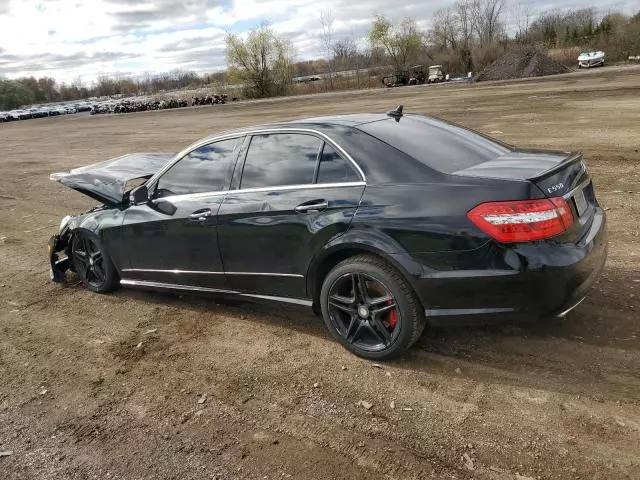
[{"left": 527, "top": 151, "right": 583, "bottom": 183}]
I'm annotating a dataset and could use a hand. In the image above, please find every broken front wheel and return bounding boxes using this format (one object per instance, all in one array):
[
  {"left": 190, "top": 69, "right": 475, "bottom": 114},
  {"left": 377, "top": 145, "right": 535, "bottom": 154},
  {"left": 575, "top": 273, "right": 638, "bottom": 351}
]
[{"left": 71, "top": 230, "right": 119, "bottom": 293}]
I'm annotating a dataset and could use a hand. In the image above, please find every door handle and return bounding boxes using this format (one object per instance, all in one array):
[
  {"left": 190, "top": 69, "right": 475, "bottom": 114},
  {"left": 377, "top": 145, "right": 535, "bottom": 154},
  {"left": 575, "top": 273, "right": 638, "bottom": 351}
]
[
  {"left": 294, "top": 200, "right": 329, "bottom": 213},
  {"left": 189, "top": 208, "right": 212, "bottom": 221}
]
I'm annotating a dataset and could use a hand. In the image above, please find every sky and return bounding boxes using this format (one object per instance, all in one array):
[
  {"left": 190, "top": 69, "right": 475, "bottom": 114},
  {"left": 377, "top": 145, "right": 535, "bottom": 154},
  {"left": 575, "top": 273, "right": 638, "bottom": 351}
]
[{"left": 0, "top": 0, "right": 638, "bottom": 84}]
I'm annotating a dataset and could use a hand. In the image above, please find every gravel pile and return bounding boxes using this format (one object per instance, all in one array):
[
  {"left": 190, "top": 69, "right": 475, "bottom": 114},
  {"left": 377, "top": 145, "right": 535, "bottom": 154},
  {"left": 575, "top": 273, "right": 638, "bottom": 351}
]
[{"left": 476, "top": 48, "right": 569, "bottom": 82}]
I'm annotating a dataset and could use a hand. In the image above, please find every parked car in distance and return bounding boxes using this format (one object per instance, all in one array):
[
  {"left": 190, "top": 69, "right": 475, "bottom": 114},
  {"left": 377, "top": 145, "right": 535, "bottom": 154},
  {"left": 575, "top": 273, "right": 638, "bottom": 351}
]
[
  {"left": 47, "top": 107, "right": 607, "bottom": 359},
  {"left": 11, "top": 109, "right": 30, "bottom": 120},
  {"left": 74, "top": 102, "right": 93, "bottom": 112},
  {"left": 578, "top": 51, "right": 605, "bottom": 68}
]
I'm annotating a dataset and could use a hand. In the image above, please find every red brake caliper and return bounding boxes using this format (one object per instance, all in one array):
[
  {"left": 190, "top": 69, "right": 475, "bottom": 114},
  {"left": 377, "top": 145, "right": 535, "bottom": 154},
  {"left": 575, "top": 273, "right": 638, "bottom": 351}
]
[{"left": 387, "top": 300, "right": 398, "bottom": 329}]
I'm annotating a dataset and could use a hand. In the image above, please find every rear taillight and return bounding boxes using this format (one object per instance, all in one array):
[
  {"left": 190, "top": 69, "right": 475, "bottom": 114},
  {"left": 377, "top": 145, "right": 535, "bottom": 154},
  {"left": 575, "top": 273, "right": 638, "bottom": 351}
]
[{"left": 467, "top": 197, "right": 574, "bottom": 243}]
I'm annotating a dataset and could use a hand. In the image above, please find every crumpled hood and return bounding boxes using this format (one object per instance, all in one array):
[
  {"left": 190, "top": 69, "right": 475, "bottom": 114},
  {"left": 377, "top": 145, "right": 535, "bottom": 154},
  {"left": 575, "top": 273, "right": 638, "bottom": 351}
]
[{"left": 51, "top": 152, "right": 174, "bottom": 206}]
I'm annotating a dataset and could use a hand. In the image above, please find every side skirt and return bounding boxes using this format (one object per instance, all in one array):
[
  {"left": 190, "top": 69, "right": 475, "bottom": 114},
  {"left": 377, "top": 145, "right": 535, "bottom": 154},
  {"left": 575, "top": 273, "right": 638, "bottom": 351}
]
[{"left": 120, "top": 279, "right": 313, "bottom": 307}]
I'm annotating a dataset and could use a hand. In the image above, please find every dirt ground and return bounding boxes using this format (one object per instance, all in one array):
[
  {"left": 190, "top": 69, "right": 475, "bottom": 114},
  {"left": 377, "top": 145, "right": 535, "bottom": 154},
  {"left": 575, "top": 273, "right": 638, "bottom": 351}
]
[{"left": 1, "top": 66, "right": 639, "bottom": 480}]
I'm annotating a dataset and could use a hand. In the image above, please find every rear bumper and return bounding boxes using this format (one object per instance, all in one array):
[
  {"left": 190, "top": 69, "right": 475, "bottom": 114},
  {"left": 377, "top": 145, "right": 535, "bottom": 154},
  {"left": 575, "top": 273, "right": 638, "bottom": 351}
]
[{"left": 406, "top": 207, "right": 607, "bottom": 324}]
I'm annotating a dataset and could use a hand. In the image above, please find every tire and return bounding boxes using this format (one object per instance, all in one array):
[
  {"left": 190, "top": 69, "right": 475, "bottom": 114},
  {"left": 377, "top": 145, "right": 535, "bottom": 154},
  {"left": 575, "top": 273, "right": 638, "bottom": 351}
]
[
  {"left": 320, "top": 254, "right": 426, "bottom": 360},
  {"left": 71, "top": 230, "right": 119, "bottom": 293}
]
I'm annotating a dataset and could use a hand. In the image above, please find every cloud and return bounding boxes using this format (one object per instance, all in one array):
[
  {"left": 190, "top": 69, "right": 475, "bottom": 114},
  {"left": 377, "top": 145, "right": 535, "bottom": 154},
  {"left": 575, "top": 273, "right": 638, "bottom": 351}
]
[
  {"left": 106, "top": 0, "right": 223, "bottom": 31},
  {"left": 0, "top": 0, "right": 637, "bottom": 83},
  {"left": 0, "top": 51, "right": 139, "bottom": 75}
]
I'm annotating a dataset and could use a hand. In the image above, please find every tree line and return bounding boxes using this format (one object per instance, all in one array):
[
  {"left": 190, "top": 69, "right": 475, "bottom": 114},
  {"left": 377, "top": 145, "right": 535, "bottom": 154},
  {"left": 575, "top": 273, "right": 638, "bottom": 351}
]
[
  {"left": 228, "top": 2, "right": 639, "bottom": 98},
  {"left": 1, "top": 2, "right": 639, "bottom": 109}
]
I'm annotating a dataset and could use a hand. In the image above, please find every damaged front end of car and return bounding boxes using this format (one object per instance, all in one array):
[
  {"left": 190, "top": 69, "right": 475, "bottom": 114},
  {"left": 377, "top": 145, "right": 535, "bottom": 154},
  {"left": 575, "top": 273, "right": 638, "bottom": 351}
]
[
  {"left": 47, "top": 206, "right": 110, "bottom": 283},
  {"left": 48, "top": 231, "right": 71, "bottom": 283},
  {"left": 48, "top": 152, "right": 175, "bottom": 283}
]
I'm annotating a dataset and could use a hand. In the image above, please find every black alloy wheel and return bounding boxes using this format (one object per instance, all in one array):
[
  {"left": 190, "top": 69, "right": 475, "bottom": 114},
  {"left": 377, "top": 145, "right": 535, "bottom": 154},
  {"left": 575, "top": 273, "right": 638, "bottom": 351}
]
[
  {"left": 320, "top": 254, "right": 426, "bottom": 360},
  {"left": 71, "top": 231, "right": 119, "bottom": 293},
  {"left": 327, "top": 273, "right": 401, "bottom": 352}
]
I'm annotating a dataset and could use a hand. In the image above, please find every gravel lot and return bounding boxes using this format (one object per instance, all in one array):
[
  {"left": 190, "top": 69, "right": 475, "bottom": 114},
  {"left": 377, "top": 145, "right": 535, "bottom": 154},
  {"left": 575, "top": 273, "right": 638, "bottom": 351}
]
[{"left": 1, "top": 66, "right": 639, "bottom": 480}]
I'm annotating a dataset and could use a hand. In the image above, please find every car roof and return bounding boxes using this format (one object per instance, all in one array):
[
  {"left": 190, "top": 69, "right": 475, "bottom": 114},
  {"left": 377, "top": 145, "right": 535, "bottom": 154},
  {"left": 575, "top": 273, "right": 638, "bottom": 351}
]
[
  {"left": 198, "top": 113, "right": 390, "bottom": 144},
  {"left": 286, "top": 113, "right": 389, "bottom": 126}
]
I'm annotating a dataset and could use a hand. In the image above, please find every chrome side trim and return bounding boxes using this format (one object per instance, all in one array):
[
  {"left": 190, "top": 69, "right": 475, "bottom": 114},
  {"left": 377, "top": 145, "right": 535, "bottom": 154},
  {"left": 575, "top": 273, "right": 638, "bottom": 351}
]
[
  {"left": 229, "top": 181, "right": 366, "bottom": 196},
  {"left": 563, "top": 178, "right": 591, "bottom": 200},
  {"left": 229, "top": 272, "right": 304, "bottom": 278},
  {"left": 120, "top": 279, "right": 313, "bottom": 307},
  {"left": 122, "top": 268, "right": 225, "bottom": 275},
  {"left": 556, "top": 297, "right": 585, "bottom": 318},
  {"left": 120, "top": 279, "right": 236, "bottom": 294},
  {"left": 156, "top": 181, "right": 366, "bottom": 203},
  {"left": 147, "top": 127, "right": 366, "bottom": 188},
  {"left": 121, "top": 269, "right": 303, "bottom": 278},
  {"left": 239, "top": 293, "right": 313, "bottom": 307},
  {"left": 426, "top": 307, "right": 515, "bottom": 316}
]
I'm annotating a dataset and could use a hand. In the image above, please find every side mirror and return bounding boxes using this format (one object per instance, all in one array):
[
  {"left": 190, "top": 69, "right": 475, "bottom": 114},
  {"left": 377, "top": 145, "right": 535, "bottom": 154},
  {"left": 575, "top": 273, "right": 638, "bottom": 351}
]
[
  {"left": 131, "top": 185, "right": 149, "bottom": 205},
  {"left": 154, "top": 200, "right": 177, "bottom": 215}
]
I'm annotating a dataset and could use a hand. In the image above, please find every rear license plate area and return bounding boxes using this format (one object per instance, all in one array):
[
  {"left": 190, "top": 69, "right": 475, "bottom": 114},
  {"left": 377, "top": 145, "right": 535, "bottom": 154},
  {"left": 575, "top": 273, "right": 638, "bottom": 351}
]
[{"left": 573, "top": 188, "right": 588, "bottom": 217}]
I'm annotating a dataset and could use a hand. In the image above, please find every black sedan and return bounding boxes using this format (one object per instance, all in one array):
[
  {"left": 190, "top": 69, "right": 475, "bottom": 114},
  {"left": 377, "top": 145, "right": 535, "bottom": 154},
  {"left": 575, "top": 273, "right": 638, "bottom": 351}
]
[{"left": 48, "top": 107, "right": 607, "bottom": 359}]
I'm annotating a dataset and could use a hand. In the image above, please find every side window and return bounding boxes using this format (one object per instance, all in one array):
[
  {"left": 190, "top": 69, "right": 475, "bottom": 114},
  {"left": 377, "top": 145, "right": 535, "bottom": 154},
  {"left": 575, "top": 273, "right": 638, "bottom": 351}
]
[
  {"left": 241, "top": 133, "right": 322, "bottom": 189},
  {"left": 317, "top": 144, "right": 360, "bottom": 184},
  {"left": 155, "top": 138, "right": 239, "bottom": 198}
]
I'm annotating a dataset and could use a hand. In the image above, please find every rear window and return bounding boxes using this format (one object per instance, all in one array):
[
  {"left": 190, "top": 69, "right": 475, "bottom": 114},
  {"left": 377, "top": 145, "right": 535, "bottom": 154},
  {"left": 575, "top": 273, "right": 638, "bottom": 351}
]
[
  {"left": 358, "top": 116, "right": 511, "bottom": 174},
  {"left": 317, "top": 144, "right": 360, "bottom": 184}
]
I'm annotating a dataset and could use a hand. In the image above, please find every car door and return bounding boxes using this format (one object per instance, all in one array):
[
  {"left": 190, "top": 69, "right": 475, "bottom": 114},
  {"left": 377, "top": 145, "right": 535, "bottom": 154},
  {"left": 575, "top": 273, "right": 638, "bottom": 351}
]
[
  {"left": 217, "top": 131, "right": 366, "bottom": 299},
  {"left": 117, "top": 137, "right": 241, "bottom": 290}
]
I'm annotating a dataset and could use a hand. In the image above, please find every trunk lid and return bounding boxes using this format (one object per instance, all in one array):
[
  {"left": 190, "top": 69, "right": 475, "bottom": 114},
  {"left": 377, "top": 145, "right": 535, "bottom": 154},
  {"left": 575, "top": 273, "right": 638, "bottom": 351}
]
[{"left": 51, "top": 153, "right": 174, "bottom": 207}]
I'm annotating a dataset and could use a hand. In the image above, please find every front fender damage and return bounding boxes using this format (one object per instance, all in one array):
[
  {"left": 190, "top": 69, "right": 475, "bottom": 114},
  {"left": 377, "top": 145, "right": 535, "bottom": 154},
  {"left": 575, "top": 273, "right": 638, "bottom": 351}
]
[
  {"left": 48, "top": 230, "right": 73, "bottom": 283},
  {"left": 48, "top": 204, "right": 111, "bottom": 283},
  {"left": 49, "top": 202, "right": 115, "bottom": 283}
]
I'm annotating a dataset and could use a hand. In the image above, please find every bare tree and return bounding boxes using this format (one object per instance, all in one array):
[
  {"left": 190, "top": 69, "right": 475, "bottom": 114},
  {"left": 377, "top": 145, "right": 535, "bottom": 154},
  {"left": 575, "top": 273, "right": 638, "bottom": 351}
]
[
  {"left": 528, "top": 8, "right": 598, "bottom": 46},
  {"left": 469, "top": 0, "right": 505, "bottom": 47},
  {"left": 333, "top": 38, "right": 358, "bottom": 66},
  {"left": 456, "top": 0, "right": 475, "bottom": 49},
  {"left": 320, "top": 10, "right": 336, "bottom": 88},
  {"left": 429, "top": 1, "right": 475, "bottom": 72},
  {"left": 331, "top": 37, "right": 359, "bottom": 87},
  {"left": 431, "top": 7, "right": 459, "bottom": 50},
  {"left": 513, "top": 1, "right": 533, "bottom": 40}
]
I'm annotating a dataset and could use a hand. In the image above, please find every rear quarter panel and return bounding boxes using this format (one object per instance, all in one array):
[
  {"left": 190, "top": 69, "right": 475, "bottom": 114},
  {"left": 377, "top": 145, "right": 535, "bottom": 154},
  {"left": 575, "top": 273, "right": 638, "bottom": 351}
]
[{"left": 351, "top": 181, "right": 541, "bottom": 255}]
